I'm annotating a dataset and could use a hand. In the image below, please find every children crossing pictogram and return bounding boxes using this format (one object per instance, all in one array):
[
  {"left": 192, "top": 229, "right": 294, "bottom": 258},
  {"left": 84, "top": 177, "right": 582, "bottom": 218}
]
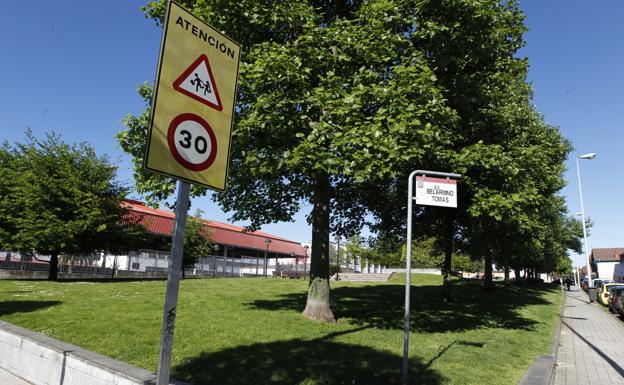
[{"left": 173, "top": 54, "right": 223, "bottom": 111}]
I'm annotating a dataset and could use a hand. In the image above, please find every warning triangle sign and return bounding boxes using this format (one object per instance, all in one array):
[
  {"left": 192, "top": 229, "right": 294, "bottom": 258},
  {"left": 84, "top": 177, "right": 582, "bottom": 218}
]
[{"left": 173, "top": 54, "right": 223, "bottom": 111}]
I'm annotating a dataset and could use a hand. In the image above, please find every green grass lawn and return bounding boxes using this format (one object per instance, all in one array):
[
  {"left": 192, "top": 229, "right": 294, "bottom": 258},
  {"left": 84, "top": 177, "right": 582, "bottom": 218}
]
[{"left": 0, "top": 274, "right": 562, "bottom": 385}]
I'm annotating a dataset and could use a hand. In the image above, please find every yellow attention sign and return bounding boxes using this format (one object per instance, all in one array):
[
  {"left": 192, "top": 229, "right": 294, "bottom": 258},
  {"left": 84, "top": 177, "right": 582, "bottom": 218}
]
[{"left": 144, "top": 1, "right": 240, "bottom": 190}]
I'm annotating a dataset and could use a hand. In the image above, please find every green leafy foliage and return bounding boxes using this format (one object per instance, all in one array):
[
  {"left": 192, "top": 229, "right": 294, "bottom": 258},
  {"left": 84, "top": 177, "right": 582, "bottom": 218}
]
[
  {"left": 121, "top": 0, "right": 581, "bottom": 305},
  {"left": 0, "top": 131, "right": 145, "bottom": 279},
  {"left": 183, "top": 210, "right": 213, "bottom": 275}
]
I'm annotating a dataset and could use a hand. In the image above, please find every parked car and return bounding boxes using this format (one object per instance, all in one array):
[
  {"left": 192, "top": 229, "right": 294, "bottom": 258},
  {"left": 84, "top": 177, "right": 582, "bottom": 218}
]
[
  {"left": 608, "top": 287, "right": 624, "bottom": 316},
  {"left": 599, "top": 283, "right": 624, "bottom": 306},
  {"left": 581, "top": 277, "right": 589, "bottom": 292},
  {"left": 593, "top": 279, "right": 612, "bottom": 295}
]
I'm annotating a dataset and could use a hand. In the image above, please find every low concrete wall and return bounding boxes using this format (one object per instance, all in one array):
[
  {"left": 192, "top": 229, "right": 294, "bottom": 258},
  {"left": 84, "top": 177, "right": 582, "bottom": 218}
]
[
  {"left": 0, "top": 270, "right": 48, "bottom": 279},
  {"left": 386, "top": 268, "right": 442, "bottom": 275},
  {"left": 0, "top": 321, "right": 186, "bottom": 385},
  {"left": 337, "top": 273, "right": 392, "bottom": 282}
]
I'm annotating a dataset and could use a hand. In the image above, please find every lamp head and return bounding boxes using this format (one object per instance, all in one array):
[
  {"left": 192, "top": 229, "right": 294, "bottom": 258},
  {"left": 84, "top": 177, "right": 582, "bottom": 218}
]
[{"left": 578, "top": 153, "right": 596, "bottom": 159}]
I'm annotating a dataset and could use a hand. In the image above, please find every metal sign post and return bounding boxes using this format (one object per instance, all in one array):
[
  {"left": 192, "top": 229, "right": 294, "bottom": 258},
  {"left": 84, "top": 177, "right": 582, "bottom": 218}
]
[
  {"left": 156, "top": 180, "right": 190, "bottom": 385},
  {"left": 144, "top": 2, "right": 240, "bottom": 384},
  {"left": 403, "top": 170, "right": 460, "bottom": 385}
]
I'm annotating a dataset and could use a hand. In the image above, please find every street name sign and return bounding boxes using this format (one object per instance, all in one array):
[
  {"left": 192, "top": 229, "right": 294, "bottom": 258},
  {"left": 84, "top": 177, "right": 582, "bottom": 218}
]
[
  {"left": 144, "top": 1, "right": 240, "bottom": 190},
  {"left": 414, "top": 176, "right": 457, "bottom": 208},
  {"left": 403, "top": 170, "right": 460, "bottom": 385}
]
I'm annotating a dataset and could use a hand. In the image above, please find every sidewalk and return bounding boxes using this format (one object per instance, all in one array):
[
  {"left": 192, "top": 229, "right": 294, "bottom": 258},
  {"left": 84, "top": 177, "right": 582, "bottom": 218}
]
[
  {"left": 0, "top": 367, "right": 32, "bottom": 385},
  {"left": 554, "top": 287, "right": 624, "bottom": 385}
]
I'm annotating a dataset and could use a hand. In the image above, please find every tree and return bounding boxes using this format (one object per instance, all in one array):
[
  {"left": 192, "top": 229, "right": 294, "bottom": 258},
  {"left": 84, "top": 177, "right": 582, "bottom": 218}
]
[
  {"left": 0, "top": 131, "right": 142, "bottom": 280},
  {"left": 409, "top": 237, "right": 444, "bottom": 269},
  {"left": 182, "top": 211, "right": 213, "bottom": 278},
  {"left": 343, "top": 235, "right": 392, "bottom": 271},
  {"left": 452, "top": 254, "right": 482, "bottom": 274},
  {"left": 121, "top": 0, "right": 574, "bottom": 316},
  {"left": 401, "top": 0, "right": 578, "bottom": 290},
  {"left": 120, "top": 0, "right": 454, "bottom": 322}
]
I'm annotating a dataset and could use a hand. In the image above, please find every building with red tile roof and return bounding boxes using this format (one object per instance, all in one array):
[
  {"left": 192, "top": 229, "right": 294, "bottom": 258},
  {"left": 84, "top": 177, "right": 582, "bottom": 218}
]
[
  {"left": 119, "top": 200, "right": 308, "bottom": 276},
  {"left": 123, "top": 199, "right": 306, "bottom": 258}
]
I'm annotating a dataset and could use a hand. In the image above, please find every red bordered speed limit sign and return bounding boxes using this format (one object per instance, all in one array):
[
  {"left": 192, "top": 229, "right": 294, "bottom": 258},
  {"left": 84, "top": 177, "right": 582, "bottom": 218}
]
[{"left": 167, "top": 113, "right": 218, "bottom": 171}]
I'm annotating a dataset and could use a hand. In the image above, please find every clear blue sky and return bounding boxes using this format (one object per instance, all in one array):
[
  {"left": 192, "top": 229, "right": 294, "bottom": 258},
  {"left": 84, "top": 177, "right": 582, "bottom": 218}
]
[{"left": 1, "top": 1, "right": 622, "bottom": 266}]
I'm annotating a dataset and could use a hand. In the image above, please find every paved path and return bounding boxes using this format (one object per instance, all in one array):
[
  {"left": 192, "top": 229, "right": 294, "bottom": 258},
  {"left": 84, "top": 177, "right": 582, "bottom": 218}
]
[
  {"left": 0, "top": 367, "right": 32, "bottom": 385},
  {"left": 554, "top": 288, "right": 624, "bottom": 385}
]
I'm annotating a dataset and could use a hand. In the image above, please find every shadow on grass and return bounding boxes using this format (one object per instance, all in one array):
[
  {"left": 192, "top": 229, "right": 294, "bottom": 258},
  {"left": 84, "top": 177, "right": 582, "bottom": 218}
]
[
  {"left": 173, "top": 329, "right": 443, "bottom": 385},
  {"left": 249, "top": 281, "right": 555, "bottom": 333},
  {"left": 0, "top": 300, "right": 62, "bottom": 316}
]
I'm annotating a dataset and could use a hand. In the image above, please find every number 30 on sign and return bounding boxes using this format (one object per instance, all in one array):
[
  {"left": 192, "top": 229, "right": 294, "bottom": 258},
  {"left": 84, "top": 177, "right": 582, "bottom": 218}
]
[{"left": 167, "top": 113, "right": 217, "bottom": 171}]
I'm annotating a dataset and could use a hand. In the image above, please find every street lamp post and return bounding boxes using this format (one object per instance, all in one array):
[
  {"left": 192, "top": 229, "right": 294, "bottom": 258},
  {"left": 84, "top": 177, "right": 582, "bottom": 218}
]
[
  {"left": 291, "top": 251, "right": 297, "bottom": 275},
  {"left": 576, "top": 265, "right": 581, "bottom": 287},
  {"left": 264, "top": 238, "right": 271, "bottom": 278},
  {"left": 212, "top": 244, "right": 219, "bottom": 278},
  {"left": 335, "top": 236, "right": 340, "bottom": 281},
  {"left": 576, "top": 153, "right": 596, "bottom": 296},
  {"left": 303, "top": 245, "right": 309, "bottom": 272}
]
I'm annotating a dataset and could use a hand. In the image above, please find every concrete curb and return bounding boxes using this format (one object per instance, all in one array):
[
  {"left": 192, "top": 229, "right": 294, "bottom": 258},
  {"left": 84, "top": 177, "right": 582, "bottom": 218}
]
[
  {"left": 0, "top": 320, "right": 188, "bottom": 385},
  {"left": 517, "top": 287, "right": 567, "bottom": 385}
]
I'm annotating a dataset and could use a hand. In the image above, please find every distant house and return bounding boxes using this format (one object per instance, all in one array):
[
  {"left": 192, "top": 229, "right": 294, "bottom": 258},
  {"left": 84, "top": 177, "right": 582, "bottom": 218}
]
[{"left": 590, "top": 248, "right": 624, "bottom": 281}]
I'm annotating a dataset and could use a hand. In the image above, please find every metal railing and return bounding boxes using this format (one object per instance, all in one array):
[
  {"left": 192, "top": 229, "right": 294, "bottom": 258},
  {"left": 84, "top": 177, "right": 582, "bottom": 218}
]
[{"left": 0, "top": 257, "right": 310, "bottom": 279}]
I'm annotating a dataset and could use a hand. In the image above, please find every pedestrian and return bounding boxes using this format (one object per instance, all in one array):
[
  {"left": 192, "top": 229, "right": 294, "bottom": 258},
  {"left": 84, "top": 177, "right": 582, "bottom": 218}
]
[{"left": 565, "top": 277, "right": 571, "bottom": 291}]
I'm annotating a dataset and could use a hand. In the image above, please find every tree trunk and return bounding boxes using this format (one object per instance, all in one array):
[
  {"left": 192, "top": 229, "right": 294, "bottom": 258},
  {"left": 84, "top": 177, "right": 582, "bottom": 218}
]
[
  {"left": 483, "top": 252, "right": 493, "bottom": 291},
  {"left": 443, "top": 221, "right": 453, "bottom": 276},
  {"left": 504, "top": 266, "right": 510, "bottom": 285},
  {"left": 303, "top": 171, "right": 335, "bottom": 323},
  {"left": 514, "top": 268, "right": 521, "bottom": 285},
  {"left": 48, "top": 253, "right": 59, "bottom": 280},
  {"left": 442, "top": 221, "right": 454, "bottom": 300}
]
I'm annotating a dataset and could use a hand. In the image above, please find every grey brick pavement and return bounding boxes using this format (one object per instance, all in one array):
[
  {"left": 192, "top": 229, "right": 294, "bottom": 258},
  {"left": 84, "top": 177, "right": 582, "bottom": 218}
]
[{"left": 554, "top": 288, "right": 624, "bottom": 385}]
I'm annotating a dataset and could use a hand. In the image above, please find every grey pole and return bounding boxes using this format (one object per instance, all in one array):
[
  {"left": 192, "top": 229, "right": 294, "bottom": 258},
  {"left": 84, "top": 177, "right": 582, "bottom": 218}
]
[
  {"left": 403, "top": 170, "right": 460, "bottom": 385},
  {"left": 264, "top": 239, "right": 271, "bottom": 277},
  {"left": 402, "top": 170, "right": 417, "bottom": 385},
  {"left": 336, "top": 237, "right": 340, "bottom": 280},
  {"left": 212, "top": 245, "right": 218, "bottom": 278},
  {"left": 576, "top": 153, "right": 596, "bottom": 290},
  {"left": 304, "top": 245, "right": 309, "bottom": 272},
  {"left": 256, "top": 250, "right": 259, "bottom": 276},
  {"left": 156, "top": 180, "right": 190, "bottom": 385}
]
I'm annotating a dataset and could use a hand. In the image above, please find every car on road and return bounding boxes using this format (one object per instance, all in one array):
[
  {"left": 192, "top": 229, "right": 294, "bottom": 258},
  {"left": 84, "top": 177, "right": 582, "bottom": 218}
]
[
  {"left": 600, "top": 283, "right": 624, "bottom": 306},
  {"left": 608, "top": 286, "right": 624, "bottom": 316}
]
